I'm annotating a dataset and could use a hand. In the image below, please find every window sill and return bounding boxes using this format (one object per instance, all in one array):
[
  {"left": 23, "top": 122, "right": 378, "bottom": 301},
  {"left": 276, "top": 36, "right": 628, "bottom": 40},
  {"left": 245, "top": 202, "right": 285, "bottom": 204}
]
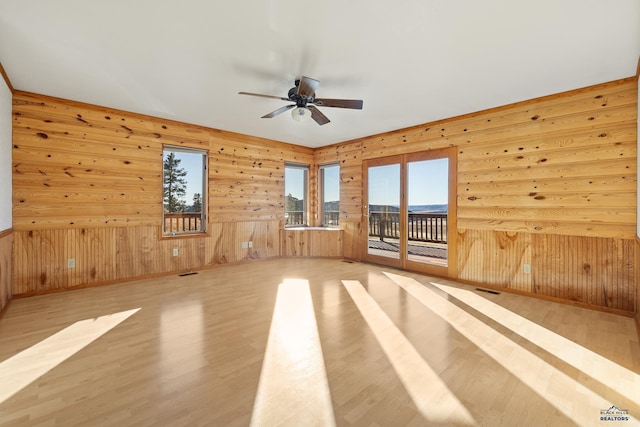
[
  {"left": 160, "top": 231, "right": 209, "bottom": 240},
  {"left": 284, "top": 226, "right": 341, "bottom": 231}
]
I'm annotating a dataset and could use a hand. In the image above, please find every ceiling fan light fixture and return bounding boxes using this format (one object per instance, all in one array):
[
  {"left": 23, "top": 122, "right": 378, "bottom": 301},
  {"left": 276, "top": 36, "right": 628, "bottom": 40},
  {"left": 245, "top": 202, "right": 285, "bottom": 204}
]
[
  {"left": 239, "top": 76, "right": 362, "bottom": 125},
  {"left": 291, "top": 106, "right": 311, "bottom": 122}
]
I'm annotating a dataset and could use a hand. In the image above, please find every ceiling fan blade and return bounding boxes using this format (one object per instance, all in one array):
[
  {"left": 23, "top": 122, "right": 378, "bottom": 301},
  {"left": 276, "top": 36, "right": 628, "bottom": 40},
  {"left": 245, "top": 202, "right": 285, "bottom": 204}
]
[
  {"left": 297, "top": 76, "right": 320, "bottom": 99},
  {"left": 308, "top": 105, "right": 330, "bottom": 126},
  {"left": 238, "top": 92, "right": 289, "bottom": 101},
  {"left": 262, "top": 104, "right": 295, "bottom": 118},
  {"left": 314, "top": 98, "right": 363, "bottom": 109}
]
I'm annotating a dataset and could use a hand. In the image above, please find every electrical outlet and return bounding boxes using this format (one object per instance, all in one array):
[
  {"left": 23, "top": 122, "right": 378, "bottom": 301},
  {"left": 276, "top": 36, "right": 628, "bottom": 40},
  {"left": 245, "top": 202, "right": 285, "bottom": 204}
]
[
  {"left": 172, "top": 248, "right": 179, "bottom": 257},
  {"left": 523, "top": 264, "right": 531, "bottom": 274},
  {"left": 248, "top": 241, "right": 253, "bottom": 248},
  {"left": 67, "top": 258, "right": 75, "bottom": 268},
  {"left": 241, "top": 242, "right": 248, "bottom": 249}
]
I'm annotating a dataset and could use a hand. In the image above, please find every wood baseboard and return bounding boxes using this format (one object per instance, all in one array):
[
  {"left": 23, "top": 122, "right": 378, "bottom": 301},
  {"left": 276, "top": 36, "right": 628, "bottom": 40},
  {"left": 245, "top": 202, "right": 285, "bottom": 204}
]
[
  {"left": 455, "top": 277, "right": 635, "bottom": 318},
  {"left": 0, "top": 297, "right": 11, "bottom": 319},
  {"left": 11, "top": 256, "right": 278, "bottom": 299}
]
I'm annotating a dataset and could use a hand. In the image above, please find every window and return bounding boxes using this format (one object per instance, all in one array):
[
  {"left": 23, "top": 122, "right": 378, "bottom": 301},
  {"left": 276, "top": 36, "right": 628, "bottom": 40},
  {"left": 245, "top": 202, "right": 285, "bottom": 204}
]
[
  {"left": 284, "top": 163, "right": 308, "bottom": 226},
  {"left": 162, "top": 146, "right": 207, "bottom": 235},
  {"left": 319, "top": 163, "right": 340, "bottom": 226}
]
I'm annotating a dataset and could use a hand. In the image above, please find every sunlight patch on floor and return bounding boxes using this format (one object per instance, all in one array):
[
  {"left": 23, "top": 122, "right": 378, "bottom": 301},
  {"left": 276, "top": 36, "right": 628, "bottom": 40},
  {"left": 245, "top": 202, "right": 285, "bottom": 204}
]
[
  {"left": 0, "top": 308, "right": 140, "bottom": 404},
  {"left": 251, "top": 279, "right": 335, "bottom": 427},
  {"left": 159, "top": 301, "right": 206, "bottom": 389},
  {"left": 383, "top": 271, "right": 639, "bottom": 426},
  {"left": 431, "top": 281, "right": 640, "bottom": 405},
  {"left": 342, "top": 279, "right": 476, "bottom": 426}
]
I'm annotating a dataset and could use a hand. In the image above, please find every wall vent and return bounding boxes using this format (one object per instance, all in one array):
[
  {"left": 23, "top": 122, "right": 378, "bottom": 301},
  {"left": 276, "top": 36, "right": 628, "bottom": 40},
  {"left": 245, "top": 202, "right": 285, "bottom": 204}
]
[
  {"left": 178, "top": 271, "right": 198, "bottom": 277},
  {"left": 475, "top": 288, "right": 500, "bottom": 295}
]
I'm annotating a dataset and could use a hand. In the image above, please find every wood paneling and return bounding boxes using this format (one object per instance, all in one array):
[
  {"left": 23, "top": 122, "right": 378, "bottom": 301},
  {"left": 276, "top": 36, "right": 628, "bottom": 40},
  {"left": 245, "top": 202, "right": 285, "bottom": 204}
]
[
  {"left": 316, "top": 78, "right": 637, "bottom": 314},
  {"left": 12, "top": 92, "right": 313, "bottom": 230},
  {"left": 532, "top": 234, "right": 635, "bottom": 312},
  {"left": 10, "top": 78, "right": 639, "bottom": 315},
  {"left": 12, "top": 97, "right": 163, "bottom": 230},
  {"left": 0, "top": 229, "right": 11, "bottom": 313},
  {"left": 13, "top": 228, "right": 119, "bottom": 294},
  {"left": 341, "top": 221, "right": 364, "bottom": 260},
  {"left": 457, "top": 229, "right": 635, "bottom": 313},
  {"left": 314, "top": 141, "right": 364, "bottom": 223},
  {"left": 12, "top": 221, "right": 282, "bottom": 295},
  {"left": 457, "top": 229, "right": 532, "bottom": 293},
  {"left": 11, "top": 93, "right": 307, "bottom": 295},
  {"left": 208, "top": 134, "right": 313, "bottom": 223},
  {"left": 116, "top": 226, "right": 208, "bottom": 278},
  {"left": 280, "top": 229, "right": 343, "bottom": 257},
  {"left": 208, "top": 221, "right": 280, "bottom": 264}
]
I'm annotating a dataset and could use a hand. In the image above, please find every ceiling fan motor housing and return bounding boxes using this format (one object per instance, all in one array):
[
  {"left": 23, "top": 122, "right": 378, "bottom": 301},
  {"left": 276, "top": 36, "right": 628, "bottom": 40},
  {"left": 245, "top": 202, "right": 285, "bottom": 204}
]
[
  {"left": 239, "top": 76, "right": 362, "bottom": 125},
  {"left": 288, "top": 86, "right": 314, "bottom": 107}
]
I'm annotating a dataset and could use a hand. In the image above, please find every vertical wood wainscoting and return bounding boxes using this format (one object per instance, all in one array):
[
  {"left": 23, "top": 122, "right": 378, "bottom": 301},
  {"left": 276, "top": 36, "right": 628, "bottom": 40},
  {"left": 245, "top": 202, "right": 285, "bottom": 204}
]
[
  {"left": 0, "top": 229, "right": 12, "bottom": 313},
  {"left": 457, "top": 229, "right": 533, "bottom": 293},
  {"left": 280, "top": 228, "right": 343, "bottom": 257},
  {"left": 12, "top": 92, "right": 311, "bottom": 296},
  {"left": 457, "top": 230, "right": 635, "bottom": 314},
  {"left": 316, "top": 77, "right": 638, "bottom": 315}
]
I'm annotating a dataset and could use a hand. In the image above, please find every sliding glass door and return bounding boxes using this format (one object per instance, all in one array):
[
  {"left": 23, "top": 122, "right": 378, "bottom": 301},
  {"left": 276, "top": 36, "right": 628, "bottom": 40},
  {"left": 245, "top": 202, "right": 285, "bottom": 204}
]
[
  {"left": 366, "top": 158, "right": 402, "bottom": 266},
  {"left": 364, "top": 149, "right": 456, "bottom": 277}
]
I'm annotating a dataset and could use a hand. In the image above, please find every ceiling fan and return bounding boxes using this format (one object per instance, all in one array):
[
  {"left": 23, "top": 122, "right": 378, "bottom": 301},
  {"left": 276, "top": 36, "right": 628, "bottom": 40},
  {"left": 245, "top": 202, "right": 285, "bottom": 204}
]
[{"left": 238, "top": 76, "right": 363, "bottom": 125}]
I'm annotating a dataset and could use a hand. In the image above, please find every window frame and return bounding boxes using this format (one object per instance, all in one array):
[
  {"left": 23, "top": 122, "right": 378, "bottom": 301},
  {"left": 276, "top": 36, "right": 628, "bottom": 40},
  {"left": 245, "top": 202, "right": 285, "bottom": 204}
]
[
  {"left": 319, "top": 162, "right": 340, "bottom": 227},
  {"left": 284, "top": 162, "right": 309, "bottom": 227},
  {"left": 162, "top": 145, "right": 208, "bottom": 237}
]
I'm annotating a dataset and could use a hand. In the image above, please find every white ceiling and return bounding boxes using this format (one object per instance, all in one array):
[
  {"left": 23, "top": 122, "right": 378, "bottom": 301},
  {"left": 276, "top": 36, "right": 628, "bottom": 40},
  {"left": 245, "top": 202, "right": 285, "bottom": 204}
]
[{"left": 1, "top": 1, "right": 638, "bottom": 148}]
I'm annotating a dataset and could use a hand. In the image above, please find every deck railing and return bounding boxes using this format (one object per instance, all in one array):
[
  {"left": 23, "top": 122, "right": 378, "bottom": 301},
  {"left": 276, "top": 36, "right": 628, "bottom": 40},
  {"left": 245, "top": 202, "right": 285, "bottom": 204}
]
[
  {"left": 368, "top": 212, "right": 447, "bottom": 244},
  {"left": 285, "top": 211, "right": 340, "bottom": 227},
  {"left": 165, "top": 211, "right": 444, "bottom": 241},
  {"left": 322, "top": 211, "right": 340, "bottom": 226},
  {"left": 285, "top": 211, "right": 305, "bottom": 226},
  {"left": 164, "top": 212, "right": 203, "bottom": 234}
]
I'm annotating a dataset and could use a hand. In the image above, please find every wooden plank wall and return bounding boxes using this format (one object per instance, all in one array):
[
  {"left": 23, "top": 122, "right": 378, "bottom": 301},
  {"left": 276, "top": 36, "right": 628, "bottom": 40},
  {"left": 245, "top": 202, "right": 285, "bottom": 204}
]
[
  {"left": 0, "top": 229, "right": 11, "bottom": 313},
  {"left": 280, "top": 229, "right": 343, "bottom": 257},
  {"left": 315, "top": 78, "right": 638, "bottom": 314},
  {"left": 12, "top": 92, "right": 313, "bottom": 295},
  {"left": 11, "top": 78, "right": 638, "bottom": 315}
]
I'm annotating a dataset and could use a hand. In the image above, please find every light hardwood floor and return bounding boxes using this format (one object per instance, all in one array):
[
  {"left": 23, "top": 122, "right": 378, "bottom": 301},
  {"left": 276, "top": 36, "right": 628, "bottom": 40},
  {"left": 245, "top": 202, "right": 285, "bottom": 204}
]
[{"left": 0, "top": 258, "right": 638, "bottom": 426}]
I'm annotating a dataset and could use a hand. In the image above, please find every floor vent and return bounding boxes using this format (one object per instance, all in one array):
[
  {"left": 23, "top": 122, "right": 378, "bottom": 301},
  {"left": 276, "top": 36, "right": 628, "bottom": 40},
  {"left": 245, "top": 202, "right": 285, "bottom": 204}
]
[
  {"left": 342, "top": 260, "right": 355, "bottom": 263},
  {"left": 179, "top": 271, "right": 198, "bottom": 277},
  {"left": 475, "top": 288, "right": 501, "bottom": 295}
]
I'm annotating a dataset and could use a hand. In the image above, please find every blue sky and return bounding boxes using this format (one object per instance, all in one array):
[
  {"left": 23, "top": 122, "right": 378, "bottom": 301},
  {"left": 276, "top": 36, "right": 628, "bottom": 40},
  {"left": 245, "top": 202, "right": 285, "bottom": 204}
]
[
  {"left": 171, "top": 152, "right": 204, "bottom": 204},
  {"left": 285, "top": 167, "right": 305, "bottom": 200},
  {"left": 369, "top": 158, "right": 449, "bottom": 206},
  {"left": 407, "top": 158, "right": 448, "bottom": 205},
  {"left": 322, "top": 165, "right": 340, "bottom": 202},
  {"left": 285, "top": 164, "right": 340, "bottom": 203}
]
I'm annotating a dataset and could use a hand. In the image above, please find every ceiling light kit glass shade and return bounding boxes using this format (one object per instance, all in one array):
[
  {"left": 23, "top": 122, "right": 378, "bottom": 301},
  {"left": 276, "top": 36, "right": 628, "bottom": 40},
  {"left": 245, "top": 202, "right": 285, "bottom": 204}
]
[{"left": 291, "top": 107, "right": 311, "bottom": 122}]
